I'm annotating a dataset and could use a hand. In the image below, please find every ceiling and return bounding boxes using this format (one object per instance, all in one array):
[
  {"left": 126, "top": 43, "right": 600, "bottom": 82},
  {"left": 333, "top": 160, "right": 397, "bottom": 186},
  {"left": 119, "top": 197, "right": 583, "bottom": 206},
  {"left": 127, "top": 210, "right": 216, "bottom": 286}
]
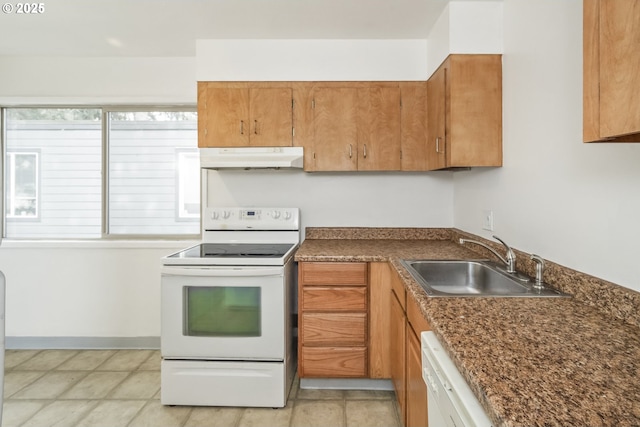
[{"left": 0, "top": 0, "right": 449, "bottom": 57}]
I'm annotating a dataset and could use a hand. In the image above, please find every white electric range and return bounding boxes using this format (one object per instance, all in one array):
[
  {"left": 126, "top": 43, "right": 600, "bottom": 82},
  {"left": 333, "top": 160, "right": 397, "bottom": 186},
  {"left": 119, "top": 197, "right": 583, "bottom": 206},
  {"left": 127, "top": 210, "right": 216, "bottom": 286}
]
[{"left": 160, "top": 207, "right": 299, "bottom": 408}]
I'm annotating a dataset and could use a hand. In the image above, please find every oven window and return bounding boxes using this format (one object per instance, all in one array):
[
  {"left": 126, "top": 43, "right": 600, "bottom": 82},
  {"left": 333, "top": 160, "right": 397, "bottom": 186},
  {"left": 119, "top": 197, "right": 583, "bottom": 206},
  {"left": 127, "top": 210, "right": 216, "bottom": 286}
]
[{"left": 184, "top": 287, "right": 261, "bottom": 337}]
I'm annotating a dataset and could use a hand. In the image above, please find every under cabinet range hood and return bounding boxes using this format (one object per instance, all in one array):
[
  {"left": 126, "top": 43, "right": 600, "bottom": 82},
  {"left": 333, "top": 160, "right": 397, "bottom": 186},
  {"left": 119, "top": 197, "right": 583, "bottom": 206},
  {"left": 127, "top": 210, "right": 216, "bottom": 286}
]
[{"left": 199, "top": 147, "right": 304, "bottom": 169}]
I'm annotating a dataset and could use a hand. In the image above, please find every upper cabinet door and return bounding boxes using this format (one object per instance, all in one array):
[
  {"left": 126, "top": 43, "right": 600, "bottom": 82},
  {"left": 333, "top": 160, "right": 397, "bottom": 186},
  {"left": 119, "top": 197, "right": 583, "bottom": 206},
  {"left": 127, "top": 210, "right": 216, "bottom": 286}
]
[
  {"left": 584, "top": 0, "right": 640, "bottom": 142},
  {"left": 312, "top": 87, "right": 359, "bottom": 171},
  {"left": 198, "top": 84, "right": 293, "bottom": 147},
  {"left": 426, "top": 55, "right": 502, "bottom": 170},
  {"left": 599, "top": 0, "right": 640, "bottom": 137},
  {"left": 311, "top": 85, "right": 401, "bottom": 172},
  {"left": 357, "top": 87, "right": 401, "bottom": 171},
  {"left": 249, "top": 88, "right": 293, "bottom": 147},
  {"left": 199, "top": 87, "right": 250, "bottom": 147},
  {"left": 448, "top": 55, "right": 502, "bottom": 167},
  {"left": 426, "top": 63, "right": 447, "bottom": 170},
  {"left": 399, "top": 82, "right": 428, "bottom": 171}
]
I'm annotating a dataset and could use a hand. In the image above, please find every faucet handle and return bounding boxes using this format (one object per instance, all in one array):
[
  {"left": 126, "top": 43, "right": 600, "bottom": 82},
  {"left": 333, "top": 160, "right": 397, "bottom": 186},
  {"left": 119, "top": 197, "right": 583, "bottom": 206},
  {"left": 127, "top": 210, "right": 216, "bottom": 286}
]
[
  {"left": 492, "top": 235, "right": 514, "bottom": 255},
  {"left": 530, "top": 254, "right": 545, "bottom": 289},
  {"left": 492, "top": 235, "right": 517, "bottom": 273}
]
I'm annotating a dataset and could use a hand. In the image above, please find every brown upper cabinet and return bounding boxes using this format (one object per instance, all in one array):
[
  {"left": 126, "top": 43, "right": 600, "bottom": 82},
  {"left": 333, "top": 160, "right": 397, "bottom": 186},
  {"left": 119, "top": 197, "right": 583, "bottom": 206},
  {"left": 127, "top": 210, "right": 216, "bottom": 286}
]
[
  {"left": 426, "top": 54, "right": 503, "bottom": 170},
  {"left": 198, "top": 83, "right": 293, "bottom": 147},
  {"left": 309, "top": 85, "right": 402, "bottom": 171},
  {"left": 197, "top": 72, "right": 503, "bottom": 170},
  {"left": 426, "top": 64, "right": 447, "bottom": 170},
  {"left": 310, "top": 87, "right": 359, "bottom": 171},
  {"left": 399, "top": 82, "right": 429, "bottom": 171},
  {"left": 584, "top": 0, "right": 640, "bottom": 142}
]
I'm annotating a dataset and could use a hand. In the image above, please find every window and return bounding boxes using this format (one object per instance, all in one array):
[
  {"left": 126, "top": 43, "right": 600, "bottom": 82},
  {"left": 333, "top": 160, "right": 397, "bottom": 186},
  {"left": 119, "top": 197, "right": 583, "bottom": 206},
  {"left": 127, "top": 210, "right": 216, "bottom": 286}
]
[
  {"left": 2, "top": 107, "right": 199, "bottom": 239},
  {"left": 4, "top": 108, "right": 102, "bottom": 238},
  {"left": 107, "top": 110, "right": 199, "bottom": 235}
]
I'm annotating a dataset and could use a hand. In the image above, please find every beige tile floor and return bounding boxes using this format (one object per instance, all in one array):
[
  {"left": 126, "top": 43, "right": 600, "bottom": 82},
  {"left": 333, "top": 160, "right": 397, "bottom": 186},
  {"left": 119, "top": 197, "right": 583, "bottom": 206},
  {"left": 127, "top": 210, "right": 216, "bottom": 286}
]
[{"left": 2, "top": 350, "right": 402, "bottom": 427}]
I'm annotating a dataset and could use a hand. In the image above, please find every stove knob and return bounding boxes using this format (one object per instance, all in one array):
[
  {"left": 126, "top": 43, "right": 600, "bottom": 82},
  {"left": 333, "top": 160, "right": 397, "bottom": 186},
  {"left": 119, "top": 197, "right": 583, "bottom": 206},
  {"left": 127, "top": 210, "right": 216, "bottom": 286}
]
[
  {"left": 284, "top": 211, "right": 292, "bottom": 220},
  {"left": 212, "top": 211, "right": 220, "bottom": 220},
  {"left": 271, "top": 210, "right": 281, "bottom": 219},
  {"left": 222, "top": 210, "right": 231, "bottom": 219}
]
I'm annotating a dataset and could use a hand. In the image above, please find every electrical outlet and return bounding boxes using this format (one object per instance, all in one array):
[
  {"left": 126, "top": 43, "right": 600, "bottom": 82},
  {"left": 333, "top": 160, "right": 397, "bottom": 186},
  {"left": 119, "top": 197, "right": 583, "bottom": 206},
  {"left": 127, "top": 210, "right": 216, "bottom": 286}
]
[{"left": 482, "top": 210, "right": 494, "bottom": 231}]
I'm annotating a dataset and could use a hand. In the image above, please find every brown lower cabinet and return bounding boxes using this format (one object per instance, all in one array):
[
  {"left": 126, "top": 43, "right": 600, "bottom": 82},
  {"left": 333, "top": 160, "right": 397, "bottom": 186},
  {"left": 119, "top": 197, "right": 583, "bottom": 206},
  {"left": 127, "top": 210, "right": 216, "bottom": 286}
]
[
  {"left": 390, "top": 284, "right": 408, "bottom": 423},
  {"left": 298, "top": 261, "right": 430, "bottom": 427},
  {"left": 299, "top": 346, "right": 368, "bottom": 377},
  {"left": 390, "top": 267, "right": 430, "bottom": 427},
  {"left": 298, "top": 262, "right": 369, "bottom": 378},
  {"left": 406, "top": 323, "right": 429, "bottom": 427}
]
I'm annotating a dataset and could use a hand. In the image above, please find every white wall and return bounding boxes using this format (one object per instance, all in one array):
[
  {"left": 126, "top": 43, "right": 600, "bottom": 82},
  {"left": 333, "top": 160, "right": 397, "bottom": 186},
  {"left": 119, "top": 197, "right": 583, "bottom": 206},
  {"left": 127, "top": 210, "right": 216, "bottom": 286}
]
[
  {"left": 0, "top": 56, "right": 196, "bottom": 105},
  {"left": 0, "top": 241, "right": 195, "bottom": 339},
  {"left": 205, "top": 170, "right": 454, "bottom": 232},
  {"left": 453, "top": 0, "right": 640, "bottom": 292},
  {"left": 196, "top": 39, "right": 429, "bottom": 81},
  {"left": 426, "top": 1, "right": 503, "bottom": 77}
]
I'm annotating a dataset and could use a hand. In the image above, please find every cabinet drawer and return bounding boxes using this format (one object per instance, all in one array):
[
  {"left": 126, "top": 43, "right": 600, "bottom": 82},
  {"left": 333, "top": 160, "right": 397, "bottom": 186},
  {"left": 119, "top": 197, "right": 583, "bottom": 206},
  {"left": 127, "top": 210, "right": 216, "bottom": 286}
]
[
  {"left": 301, "top": 287, "right": 367, "bottom": 311},
  {"left": 300, "top": 262, "right": 367, "bottom": 286},
  {"left": 301, "top": 346, "right": 367, "bottom": 377},
  {"left": 301, "top": 313, "right": 366, "bottom": 346}
]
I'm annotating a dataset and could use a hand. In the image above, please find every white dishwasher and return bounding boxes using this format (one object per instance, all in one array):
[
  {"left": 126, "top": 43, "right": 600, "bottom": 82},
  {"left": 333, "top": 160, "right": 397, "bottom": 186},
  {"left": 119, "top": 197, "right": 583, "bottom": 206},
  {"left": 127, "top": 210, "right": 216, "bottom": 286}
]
[{"left": 421, "top": 331, "right": 494, "bottom": 427}]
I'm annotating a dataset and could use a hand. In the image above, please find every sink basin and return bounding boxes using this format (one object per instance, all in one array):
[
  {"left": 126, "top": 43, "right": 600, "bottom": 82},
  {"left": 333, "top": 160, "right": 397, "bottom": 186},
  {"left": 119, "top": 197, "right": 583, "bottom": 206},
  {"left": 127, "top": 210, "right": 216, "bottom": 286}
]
[{"left": 400, "top": 260, "right": 570, "bottom": 297}]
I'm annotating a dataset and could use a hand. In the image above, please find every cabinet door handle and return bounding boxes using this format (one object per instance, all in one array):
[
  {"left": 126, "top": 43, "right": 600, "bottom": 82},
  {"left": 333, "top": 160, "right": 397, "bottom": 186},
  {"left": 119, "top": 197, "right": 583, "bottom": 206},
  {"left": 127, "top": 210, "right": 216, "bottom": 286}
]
[
  {"left": 435, "top": 137, "right": 441, "bottom": 153},
  {"left": 349, "top": 144, "right": 353, "bottom": 158},
  {"left": 363, "top": 144, "right": 367, "bottom": 158},
  {"left": 254, "top": 120, "right": 258, "bottom": 135},
  {"left": 240, "top": 120, "right": 244, "bottom": 135}
]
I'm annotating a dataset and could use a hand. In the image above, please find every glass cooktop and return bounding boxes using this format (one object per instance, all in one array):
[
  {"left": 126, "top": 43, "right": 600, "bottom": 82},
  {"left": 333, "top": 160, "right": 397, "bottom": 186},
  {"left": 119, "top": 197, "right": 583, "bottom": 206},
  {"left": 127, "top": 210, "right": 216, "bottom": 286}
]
[{"left": 169, "top": 243, "right": 296, "bottom": 259}]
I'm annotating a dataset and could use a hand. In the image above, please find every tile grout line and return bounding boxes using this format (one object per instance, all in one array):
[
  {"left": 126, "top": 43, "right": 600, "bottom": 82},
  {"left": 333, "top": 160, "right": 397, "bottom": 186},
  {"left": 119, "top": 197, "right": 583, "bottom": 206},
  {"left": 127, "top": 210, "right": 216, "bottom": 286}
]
[
  {"left": 287, "top": 398, "right": 297, "bottom": 427},
  {"left": 123, "top": 400, "right": 150, "bottom": 427},
  {"left": 10, "top": 350, "right": 91, "bottom": 426},
  {"left": 5, "top": 350, "right": 157, "bottom": 427},
  {"left": 6, "top": 350, "right": 401, "bottom": 427}
]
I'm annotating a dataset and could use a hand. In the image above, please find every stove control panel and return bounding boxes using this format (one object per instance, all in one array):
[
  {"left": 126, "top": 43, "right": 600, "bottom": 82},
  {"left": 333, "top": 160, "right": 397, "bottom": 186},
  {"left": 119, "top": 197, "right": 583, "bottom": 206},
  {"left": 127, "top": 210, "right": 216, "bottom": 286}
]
[{"left": 204, "top": 207, "right": 299, "bottom": 230}]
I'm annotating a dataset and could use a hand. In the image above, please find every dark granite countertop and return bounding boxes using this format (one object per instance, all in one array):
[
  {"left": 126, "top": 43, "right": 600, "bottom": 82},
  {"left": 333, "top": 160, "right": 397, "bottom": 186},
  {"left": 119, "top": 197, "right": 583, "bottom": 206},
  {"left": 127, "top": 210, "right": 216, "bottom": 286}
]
[{"left": 295, "top": 231, "right": 640, "bottom": 427}]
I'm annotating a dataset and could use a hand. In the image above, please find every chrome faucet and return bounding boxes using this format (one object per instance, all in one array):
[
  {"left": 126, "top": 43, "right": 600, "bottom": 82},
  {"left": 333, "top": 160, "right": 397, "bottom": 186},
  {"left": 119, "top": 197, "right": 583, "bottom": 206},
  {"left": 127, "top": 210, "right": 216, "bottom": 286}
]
[{"left": 459, "top": 235, "right": 517, "bottom": 274}]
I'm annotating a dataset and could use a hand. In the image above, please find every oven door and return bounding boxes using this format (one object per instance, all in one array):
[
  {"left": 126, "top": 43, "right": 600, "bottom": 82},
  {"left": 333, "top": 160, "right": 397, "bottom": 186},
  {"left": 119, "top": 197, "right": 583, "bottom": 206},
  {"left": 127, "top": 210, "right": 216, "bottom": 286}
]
[{"left": 161, "top": 264, "right": 287, "bottom": 361}]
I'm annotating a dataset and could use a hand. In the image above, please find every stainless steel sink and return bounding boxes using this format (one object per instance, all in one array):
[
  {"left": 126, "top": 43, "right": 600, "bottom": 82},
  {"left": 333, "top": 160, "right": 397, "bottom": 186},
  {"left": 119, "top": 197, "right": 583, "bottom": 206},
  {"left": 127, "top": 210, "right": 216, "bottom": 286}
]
[{"left": 400, "top": 260, "right": 570, "bottom": 297}]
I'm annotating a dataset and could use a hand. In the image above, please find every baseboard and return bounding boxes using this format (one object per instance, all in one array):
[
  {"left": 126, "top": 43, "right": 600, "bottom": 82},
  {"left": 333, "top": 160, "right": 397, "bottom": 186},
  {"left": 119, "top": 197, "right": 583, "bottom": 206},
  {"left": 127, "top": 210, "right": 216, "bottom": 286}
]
[
  {"left": 6, "top": 336, "right": 160, "bottom": 350},
  {"left": 300, "top": 378, "right": 394, "bottom": 391}
]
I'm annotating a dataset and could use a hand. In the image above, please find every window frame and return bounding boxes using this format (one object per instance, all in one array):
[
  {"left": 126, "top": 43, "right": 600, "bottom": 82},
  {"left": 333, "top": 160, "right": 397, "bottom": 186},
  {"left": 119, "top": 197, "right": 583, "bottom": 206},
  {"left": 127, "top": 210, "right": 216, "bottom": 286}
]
[{"left": 1, "top": 105, "right": 201, "bottom": 241}]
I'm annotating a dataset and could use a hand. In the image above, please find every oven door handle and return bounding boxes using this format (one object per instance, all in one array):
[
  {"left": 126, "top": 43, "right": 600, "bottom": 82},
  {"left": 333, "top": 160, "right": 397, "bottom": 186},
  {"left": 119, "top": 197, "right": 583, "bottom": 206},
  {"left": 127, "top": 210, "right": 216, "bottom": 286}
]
[{"left": 161, "top": 266, "right": 284, "bottom": 277}]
